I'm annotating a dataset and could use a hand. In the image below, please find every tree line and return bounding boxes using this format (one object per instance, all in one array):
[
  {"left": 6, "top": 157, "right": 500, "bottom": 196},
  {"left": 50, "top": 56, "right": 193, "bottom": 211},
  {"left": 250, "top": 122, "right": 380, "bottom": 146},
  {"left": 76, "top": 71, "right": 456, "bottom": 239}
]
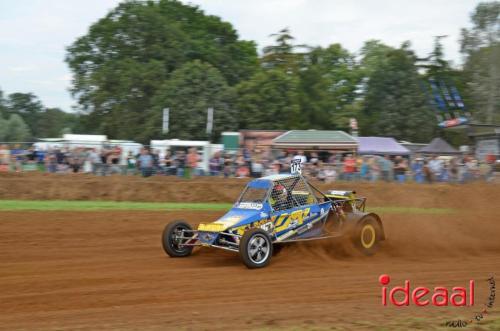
[
  {"left": 0, "top": 91, "right": 79, "bottom": 142},
  {"left": 2, "top": 0, "right": 498, "bottom": 145}
]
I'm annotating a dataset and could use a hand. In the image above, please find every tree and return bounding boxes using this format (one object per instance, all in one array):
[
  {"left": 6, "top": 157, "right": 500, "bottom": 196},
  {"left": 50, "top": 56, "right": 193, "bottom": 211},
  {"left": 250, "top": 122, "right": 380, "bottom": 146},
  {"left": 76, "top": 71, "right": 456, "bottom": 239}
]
[
  {"left": 461, "top": 2, "right": 500, "bottom": 124},
  {"left": 419, "top": 36, "right": 452, "bottom": 78},
  {"left": 359, "top": 40, "right": 395, "bottom": 78},
  {"left": 2, "top": 114, "right": 31, "bottom": 142},
  {"left": 460, "top": 1, "right": 500, "bottom": 55},
  {"left": 297, "top": 44, "right": 359, "bottom": 130},
  {"left": 360, "top": 45, "right": 436, "bottom": 142},
  {"left": 37, "top": 108, "right": 79, "bottom": 137},
  {"left": 5, "top": 92, "right": 44, "bottom": 138},
  {"left": 0, "top": 116, "right": 7, "bottom": 140},
  {"left": 147, "top": 60, "right": 235, "bottom": 141},
  {"left": 0, "top": 89, "right": 7, "bottom": 119},
  {"left": 261, "top": 28, "right": 305, "bottom": 74},
  {"left": 234, "top": 69, "right": 300, "bottom": 130},
  {"left": 66, "top": 0, "right": 258, "bottom": 141}
]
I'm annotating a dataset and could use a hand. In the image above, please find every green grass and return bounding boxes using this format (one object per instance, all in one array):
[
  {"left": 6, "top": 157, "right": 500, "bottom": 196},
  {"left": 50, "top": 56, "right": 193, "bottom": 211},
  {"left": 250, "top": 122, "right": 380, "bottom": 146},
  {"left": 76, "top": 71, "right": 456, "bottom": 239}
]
[
  {"left": 0, "top": 200, "right": 232, "bottom": 211},
  {"left": 0, "top": 199, "right": 455, "bottom": 214}
]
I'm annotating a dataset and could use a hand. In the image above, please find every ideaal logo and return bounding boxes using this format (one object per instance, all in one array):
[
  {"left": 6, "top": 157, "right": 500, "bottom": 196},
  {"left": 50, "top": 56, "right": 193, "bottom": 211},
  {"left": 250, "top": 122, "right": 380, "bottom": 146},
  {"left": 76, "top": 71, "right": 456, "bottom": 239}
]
[
  {"left": 378, "top": 274, "right": 496, "bottom": 327},
  {"left": 379, "top": 274, "right": 474, "bottom": 307}
]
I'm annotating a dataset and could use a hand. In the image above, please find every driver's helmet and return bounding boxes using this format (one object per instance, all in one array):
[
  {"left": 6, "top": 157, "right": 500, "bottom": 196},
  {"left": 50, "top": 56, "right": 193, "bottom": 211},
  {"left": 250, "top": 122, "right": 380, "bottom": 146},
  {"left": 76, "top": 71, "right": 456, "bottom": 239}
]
[{"left": 272, "top": 183, "right": 287, "bottom": 200}]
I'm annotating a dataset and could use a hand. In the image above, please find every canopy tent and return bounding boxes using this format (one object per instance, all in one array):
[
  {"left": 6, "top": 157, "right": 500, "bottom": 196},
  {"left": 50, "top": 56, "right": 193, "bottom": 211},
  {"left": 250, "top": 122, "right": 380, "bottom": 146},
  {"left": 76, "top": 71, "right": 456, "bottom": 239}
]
[
  {"left": 418, "top": 138, "right": 460, "bottom": 155},
  {"left": 272, "top": 130, "right": 358, "bottom": 151},
  {"left": 357, "top": 137, "right": 410, "bottom": 155}
]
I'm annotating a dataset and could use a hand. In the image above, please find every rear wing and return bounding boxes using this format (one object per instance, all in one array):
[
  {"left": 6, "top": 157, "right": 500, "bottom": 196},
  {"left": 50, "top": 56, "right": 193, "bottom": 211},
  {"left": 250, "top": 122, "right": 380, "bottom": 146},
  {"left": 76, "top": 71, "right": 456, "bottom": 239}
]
[{"left": 325, "top": 193, "right": 367, "bottom": 212}]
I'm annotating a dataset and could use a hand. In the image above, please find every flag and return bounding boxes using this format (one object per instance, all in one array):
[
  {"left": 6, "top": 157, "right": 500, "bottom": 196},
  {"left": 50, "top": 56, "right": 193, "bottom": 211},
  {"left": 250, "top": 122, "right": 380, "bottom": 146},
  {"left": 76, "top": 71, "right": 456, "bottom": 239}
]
[
  {"left": 429, "top": 79, "right": 447, "bottom": 111},
  {"left": 439, "top": 81, "right": 456, "bottom": 109}
]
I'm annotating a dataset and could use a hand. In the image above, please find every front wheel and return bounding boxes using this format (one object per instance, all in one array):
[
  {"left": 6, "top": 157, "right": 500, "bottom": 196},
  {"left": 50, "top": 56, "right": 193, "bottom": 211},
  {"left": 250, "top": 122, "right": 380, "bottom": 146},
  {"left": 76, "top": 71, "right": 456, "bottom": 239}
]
[
  {"left": 352, "top": 216, "right": 382, "bottom": 256},
  {"left": 239, "top": 228, "right": 273, "bottom": 269},
  {"left": 162, "top": 220, "right": 194, "bottom": 257}
]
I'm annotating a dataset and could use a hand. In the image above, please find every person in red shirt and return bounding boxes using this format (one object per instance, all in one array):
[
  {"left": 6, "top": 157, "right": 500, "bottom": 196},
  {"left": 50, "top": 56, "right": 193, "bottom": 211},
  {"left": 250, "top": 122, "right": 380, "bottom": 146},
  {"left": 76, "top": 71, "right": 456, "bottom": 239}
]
[
  {"left": 186, "top": 147, "right": 200, "bottom": 178},
  {"left": 343, "top": 154, "right": 356, "bottom": 181}
]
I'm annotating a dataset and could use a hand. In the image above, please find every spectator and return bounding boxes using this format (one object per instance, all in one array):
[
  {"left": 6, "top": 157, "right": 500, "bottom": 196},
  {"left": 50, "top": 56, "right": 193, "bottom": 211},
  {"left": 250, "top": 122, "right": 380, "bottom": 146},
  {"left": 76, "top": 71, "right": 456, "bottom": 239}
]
[
  {"left": 0, "top": 145, "right": 10, "bottom": 172},
  {"left": 223, "top": 153, "right": 233, "bottom": 178},
  {"left": 368, "top": 157, "right": 380, "bottom": 182},
  {"left": 423, "top": 160, "right": 433, "bottom": 183},
  {"left": 107, "top": 147, "right": 122, "bottom": 174},
  {"left": 11, "top": 144, "right": 25, "bottom": 172},
  {"left": 411, "top": 157, "right": 425, "bottom": 183},
  {"left": 393, "top": 156, "right": 408, "bottom": 183},
  {"left": 251, "top": 154, "right": 264, "bottom": 178},
  {"left": 138, "top": 148, "right": 154, "bottom": 177},
  {"left": 87, "top": 148, "right": 102, "bottom": 175},
  {"left": 360, "top": 156, "right": 370, "bottom": 181},
  {"left": 151, "top": 149, "right": 160, "bottom": 175},
  {"left": 448, "top": 158, "right": 459, "bottom": 183},
  {"left": 209, "top": 151, "right": 223, "bottom": 176},
  {"left": 478, "top": 161, "right": 492, "bottom": 182},
  {"left": 465, "top": 157, "right": 479, "bottom": 181},
  {"left": 380, "top": 155, "right": 392, "bottom": 182},
  {"left": 126, "top": 151, "right": 137, "bottom": 175},
  {"left": 186, "top": 147, "right": 200, "bottom": 178},
  {"left": 323, "top": 165, "right": 337, "bottom": 183},
  {"left": 175, "top": 150, "right": 186, "bottom": 177},
  {"left": 343, "top": 154, "right": 356, "bottom": 181},
  {"left": 428, "top": 156, "right": 443, "bottom": 182}
]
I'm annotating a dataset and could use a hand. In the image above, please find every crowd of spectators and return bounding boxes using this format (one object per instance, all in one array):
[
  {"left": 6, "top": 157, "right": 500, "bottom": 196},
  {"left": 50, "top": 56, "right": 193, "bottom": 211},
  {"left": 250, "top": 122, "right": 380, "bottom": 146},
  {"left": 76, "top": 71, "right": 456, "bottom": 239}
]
[{"left": 0, "top": 144, "right": 497, "bottom": 183}]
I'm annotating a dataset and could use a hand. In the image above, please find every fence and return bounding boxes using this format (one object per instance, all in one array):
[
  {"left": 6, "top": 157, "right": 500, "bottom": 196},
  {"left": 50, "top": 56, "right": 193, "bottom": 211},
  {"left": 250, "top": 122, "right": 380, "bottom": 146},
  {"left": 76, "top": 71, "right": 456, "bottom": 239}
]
[{"left": 0, "top": 141, "right": 497, "bottom": 183}]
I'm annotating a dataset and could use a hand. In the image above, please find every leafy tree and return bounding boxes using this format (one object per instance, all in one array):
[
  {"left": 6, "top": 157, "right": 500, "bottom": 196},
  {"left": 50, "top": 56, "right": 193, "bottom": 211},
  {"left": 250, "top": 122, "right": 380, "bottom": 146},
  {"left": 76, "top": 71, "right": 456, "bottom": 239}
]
[
  {"left": 463, "top": 45, "right": 500, "bottom": 124},
  {"left": 461, "top": 1, "right": 500, "bottom": 124},
  {"left": 0, "top": 116, "right": 7, "bottom": 140},
  {"left": 297, "top": 44, "right": 359, "bottom": 130},
  {"left": 4, "top": 92, "right": 79, "bottom": 139},
  {"left": 3, "top": 114, "right": 31, "bottom": 141},
  {"left": 360, "top": 45, "right": 436, "bottom": 142},
  {"left": 460, "top": 1, "right": 500, "bottom": 55},
  {"left": 66, "top": 0, "right": 258, "bottom": 141},
  {"left": 419, "top": 36, "right": 452, "bottom": 78},
  {"left": 261, "top": 28, "right": 305, "bottom": 74},
  {"left": 5, "top": 92, "right": 44, "bottom": 138},
  {"left": 359, "top": 40, "right": 395, "bottom": 78},
  {"left": 0, "top": 89, "right": 7, "bottom": 118},
  {"left": 147, "top": 60, "right": 235, "bottom": 141},
  {"left": 234, "top": 69, "right": 300, "bottom": 130},
  {"left": 37, "top": 108, "right": 79, "bottom": 137}
]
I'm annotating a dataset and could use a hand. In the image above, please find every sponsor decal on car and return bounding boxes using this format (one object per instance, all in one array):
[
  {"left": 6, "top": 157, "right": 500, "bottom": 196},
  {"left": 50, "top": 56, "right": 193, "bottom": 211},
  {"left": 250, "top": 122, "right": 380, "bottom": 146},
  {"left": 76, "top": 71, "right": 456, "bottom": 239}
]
[{"left": 237, "top": 202, "right": 263, "bottom": 210}]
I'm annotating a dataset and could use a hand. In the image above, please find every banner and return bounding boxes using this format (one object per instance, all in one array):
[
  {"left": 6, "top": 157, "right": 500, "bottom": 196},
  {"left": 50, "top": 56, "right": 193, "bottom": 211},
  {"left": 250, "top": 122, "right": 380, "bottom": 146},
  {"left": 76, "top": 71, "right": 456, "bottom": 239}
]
[
  {"left": 206, "top": 107, "right": 213, "bottom": 135},
  {"left": 162, "top": 108, "right": 169, "bottom": 134}
]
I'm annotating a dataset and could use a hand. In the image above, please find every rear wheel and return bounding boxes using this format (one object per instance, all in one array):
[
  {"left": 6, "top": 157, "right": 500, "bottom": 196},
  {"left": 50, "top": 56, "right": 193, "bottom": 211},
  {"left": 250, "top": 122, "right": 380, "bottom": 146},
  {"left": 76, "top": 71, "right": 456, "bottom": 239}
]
[
  {"left": 352, "top": 216, "right": 381, "bottom": 256},
  {"left": 162, "top": 220, "right": 194, "bottom": 257},
  {"left": 239, "top": 228, "right": 273, "bottom": 268}
]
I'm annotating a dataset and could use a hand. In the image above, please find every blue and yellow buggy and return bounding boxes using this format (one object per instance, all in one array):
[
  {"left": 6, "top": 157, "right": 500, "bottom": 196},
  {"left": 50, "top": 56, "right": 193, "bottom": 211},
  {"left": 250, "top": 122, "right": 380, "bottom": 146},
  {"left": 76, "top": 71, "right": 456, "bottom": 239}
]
[{"left": 162, "top": 173, "right": 385, "bottom": 268}]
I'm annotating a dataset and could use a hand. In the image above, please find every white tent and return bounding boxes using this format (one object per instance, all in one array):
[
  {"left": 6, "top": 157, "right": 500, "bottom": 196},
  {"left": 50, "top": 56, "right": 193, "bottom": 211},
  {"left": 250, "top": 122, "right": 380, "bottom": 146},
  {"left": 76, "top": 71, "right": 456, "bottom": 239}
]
[{"left": 150, "top": 139, "right": 223, "bottom": 172}]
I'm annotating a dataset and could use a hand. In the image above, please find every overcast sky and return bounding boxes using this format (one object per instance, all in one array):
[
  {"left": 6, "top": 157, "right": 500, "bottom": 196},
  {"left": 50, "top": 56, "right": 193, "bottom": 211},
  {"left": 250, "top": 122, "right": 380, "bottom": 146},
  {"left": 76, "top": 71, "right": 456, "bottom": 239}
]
[{"left": 0, "top": 0, "right": 482, "bottom": 111}]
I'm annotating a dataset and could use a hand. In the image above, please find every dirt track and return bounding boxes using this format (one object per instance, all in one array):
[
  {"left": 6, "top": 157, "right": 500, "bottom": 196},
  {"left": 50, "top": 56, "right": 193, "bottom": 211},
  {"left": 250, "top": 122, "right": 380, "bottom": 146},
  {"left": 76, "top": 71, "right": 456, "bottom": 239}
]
[{"left": 1, "top": 175, "right": 500, "bottom": 330}]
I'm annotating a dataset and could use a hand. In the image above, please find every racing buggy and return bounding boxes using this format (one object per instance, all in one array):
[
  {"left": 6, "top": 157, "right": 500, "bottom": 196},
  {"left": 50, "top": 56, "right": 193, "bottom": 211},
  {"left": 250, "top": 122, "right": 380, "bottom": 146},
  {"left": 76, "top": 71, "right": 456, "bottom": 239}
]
[{"left": 162, "top": 172, "right": 385, "bottom": 268}]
